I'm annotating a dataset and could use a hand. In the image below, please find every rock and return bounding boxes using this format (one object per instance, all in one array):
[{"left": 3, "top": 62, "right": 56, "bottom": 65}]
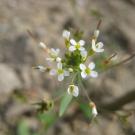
[{"left": 0, "top": 64, "right": 22, "bottom": 103}]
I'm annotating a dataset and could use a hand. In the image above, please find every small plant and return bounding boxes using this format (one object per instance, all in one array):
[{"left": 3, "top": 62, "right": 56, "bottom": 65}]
[
  {"left": 31, "top": 21, "right": 135, "bottom": 125},
  {"left": 33, "top": 25, "right": 104, "bottom": 118}
]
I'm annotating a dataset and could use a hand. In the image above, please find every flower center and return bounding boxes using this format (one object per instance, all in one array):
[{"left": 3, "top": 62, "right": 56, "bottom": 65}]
[
  {"left": 85, "top": 68, "right": 91, "bottom": 74},
  {"left": 51, "top": 53, "right": 57, "bottom": 58},
  {"left": 76, "top": 44, "right": 80, "bottom": 49},
  {"left": 57, "top": 69, "right": 63, "bottom": 74}
]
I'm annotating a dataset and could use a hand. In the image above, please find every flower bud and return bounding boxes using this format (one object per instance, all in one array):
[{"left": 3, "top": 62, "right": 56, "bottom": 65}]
[
  {"left": 33, "top": 65, "right": 46, "bottom": 72},
  {"left": 67, "top": 85, "right": 79, "bottom": 97},
  {"left": 94, "top": 30, "right": 100, "bottom": 39},
  {"left": 89, "top": 102, "right": 98, "bottom": 118},
  {"left": 39, "top": 42, "right": 46, "bottom": 49},
  {"left": 68, "top": 68, "right": 73, "bottom": 72}
]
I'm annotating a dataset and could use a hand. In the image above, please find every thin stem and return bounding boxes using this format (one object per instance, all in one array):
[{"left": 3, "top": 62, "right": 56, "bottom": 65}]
[
  {"left": 97, "top": 19, "right": 102, "bottom": 30},
  {"left": 27, "top": 29, "right": 38, "bottom": 42},
  {"left": 52, "top": 78, "right": 68, "bottom": 102},
  {"left": 71, "top": 73, "right": 77, "bottom": 84},
  {"left": 77, "top": 74, "right": 91, "bottom": 102}
]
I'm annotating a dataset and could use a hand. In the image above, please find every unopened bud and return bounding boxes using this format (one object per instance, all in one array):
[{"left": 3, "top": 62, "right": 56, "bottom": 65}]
[
  {"left": 33, "top": 65, "right": 46, "bottom": 72},
  {"left": 56, "top": 57, "right": 62, "bottom": 62},
  {"left": 62, "top": 30, "right": 70, "bottom": 39},
  {"left": 39, "top": 42, "right": 46, "bottom": 49},
  {"left": 89, "top": 102, "right": 98, "bottom": 118},
  {"left": 94, "top": 30, "right": 100, "bottom": 39},
  {"left": 68, "top": 68, "right": 73, "bottom": 72}
]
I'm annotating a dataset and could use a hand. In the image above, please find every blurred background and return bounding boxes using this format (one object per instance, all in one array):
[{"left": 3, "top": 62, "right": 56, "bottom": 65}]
[{"left": 0, "top": 0, "right": 135, "bottom": 135}]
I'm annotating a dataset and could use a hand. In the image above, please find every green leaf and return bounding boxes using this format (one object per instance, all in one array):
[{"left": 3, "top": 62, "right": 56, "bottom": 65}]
[
  {"left": 32, "top": 134, "right": 40, "bottom": 135},
  {"left": 17, "top": 120, "right": 30, "bottom": 135},
  {"left": 38, "top": 112, "right": 57, "bottom": 129},
  {"left": 79, "top": 103, "right": 92, "bottom": 119},
  {"left": 59, "top": 93, "right": 73, "bottom": 117}
]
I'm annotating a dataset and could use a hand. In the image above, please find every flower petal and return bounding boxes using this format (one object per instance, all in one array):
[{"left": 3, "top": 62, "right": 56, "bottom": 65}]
[
  {"left": 56, "top": 57, "right": 61, "bottom": 62},
  {"left": 67, "top": 85, "right": 79, "bottom": 97},
  {"left": 92, "top": 39, "right": 97, "bottom": 52},
  {"left": 69, "top": 46, "right": 76, "bottom": 52},
  {"left": 50, "top": 48, "right": 60, "bottom": 56},
  {"left": 67, "top": 87, "right": 71, "bottom": 95},
  {"left": 90, "top": 71, "right": 98, "bottom": 78},
  {"left": 51, "top": 48, "right": 56, "bottom": 54},
  {"left": 56, "top": 48, "right": 60, "bottom": 54},
  {"left": 57, "top": 62, "right": 62, "bottom": 69},
  {"left": 96, "top": 48, "right": 104, "bottom": 52},
  {"left": 81, "top": 71, "right": 87, "bottom": 78},
  {"left": 92, "top": 107, "right": 98, "bottom": 117},
  {"left": 92, "top": 40, "right": 104, "bottom": 53},
  {"left": 81, "top": 50, "right": 87, "bottom": 58},
  {"left": 62, "top": 30, "right": 70, "bottom": 39},
  {"left": 90, "top": 102, "right": 98, "bottom": 117},
  {"left": 70, "top": 39, "right": 76, "bottom": 46},
  {"left": 79, "top": 40, "right": 85, "bottom": 46},
  {"left": 79, "top": 47, "right": 85, "bottom": 51},
  {"left": 73, "top": 86, "right": 79, "bottom": 97},
  {"left": 58, "top": 74, "right": 64, "bottom": 81},
  {"left": 80, "top": 64, "right": 86, "bottom": 70},
  {"left": 96, "top": 42, "right": 104, "bottom": 49},
  {"left": 50, "top": 69, "right": 56, "bottom": 75},
  {"left": 88, "top": 62, "right": 95, "bottom": 70},
  {"left": 64, "top": 70, "right": 70, "bottom": 76}
]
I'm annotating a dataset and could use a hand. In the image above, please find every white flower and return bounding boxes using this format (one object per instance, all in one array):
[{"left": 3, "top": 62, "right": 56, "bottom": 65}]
[
  {"left": 62, "top": 30, "right": 70, "bottom": 40},
  {"left": 50, "top": 48, "right": 60, "bottom": 58},
  {"left": 56, "top": 57, "right": 61, "bottom": 62},
  {"left": 46, "top": 48, "right": 61, "bottom": 62},
  {"left": 89, "top": 102, "right": 98, "bottom": 118},
  {"left": 69, "top": 39, "right": 85, "bottom": 52},
  {"left": 92, "top": 39, "right": 104, "bottom": 53},
  {"left": 67, "top": 85, "right": 79, "bottom": 97},
  {"left": 49, "top": 62, "right": 69, "bottom": 81},
  {"left": 80, "top": 62, "right": 98, "bottom": 78}
]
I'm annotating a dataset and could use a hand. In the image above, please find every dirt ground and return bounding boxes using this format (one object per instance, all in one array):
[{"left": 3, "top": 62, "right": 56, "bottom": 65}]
[{"left": 0, "top": 0, "right": 135, "bottom": 135}]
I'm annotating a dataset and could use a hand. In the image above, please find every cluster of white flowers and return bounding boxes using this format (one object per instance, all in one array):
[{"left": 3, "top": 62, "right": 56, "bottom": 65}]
[
  {"left": 35, "top": 29, "right": 104, "bottom": 117},
  {"left": 36, "top": 30, "right": 104, "bottom": 98},
  {"left": 65, "top": 29, "right": 104, "bottom": 97}
]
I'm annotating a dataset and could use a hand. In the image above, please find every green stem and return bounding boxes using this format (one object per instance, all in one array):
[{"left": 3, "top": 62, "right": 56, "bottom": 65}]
[{"left": 71, "top": 73, "right": 77, "bottom": 84}]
